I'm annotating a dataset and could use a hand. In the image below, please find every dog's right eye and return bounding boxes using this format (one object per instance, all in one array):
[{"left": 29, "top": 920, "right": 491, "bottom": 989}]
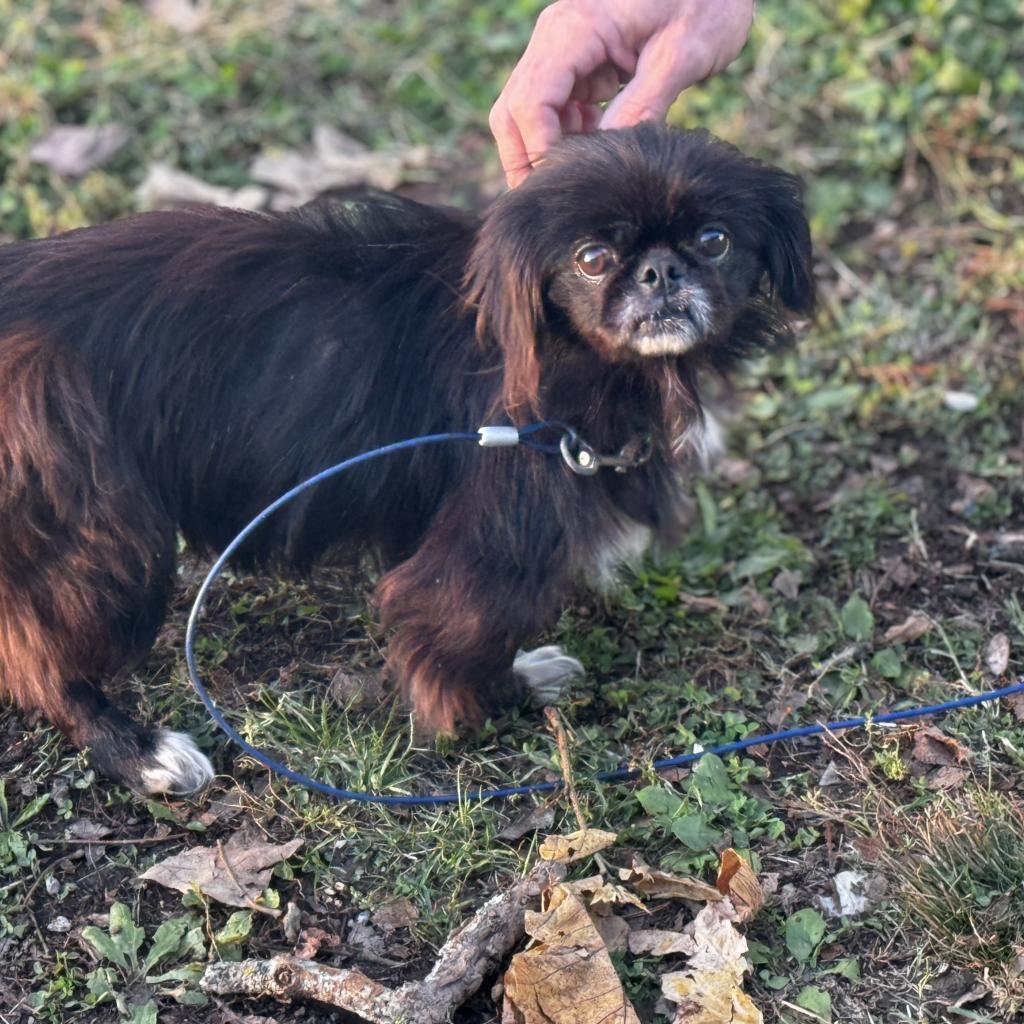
[{"left": 575, "top": 244, "right": 614, "bottom": 278}]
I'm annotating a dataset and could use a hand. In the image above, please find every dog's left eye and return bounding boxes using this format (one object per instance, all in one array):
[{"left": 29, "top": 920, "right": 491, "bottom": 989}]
[
  {"left": 575, "top": 244, "right": 614, "bottom": 278},
  {"left": 697, "top": 227, "right": 730, "bottom": 260}
]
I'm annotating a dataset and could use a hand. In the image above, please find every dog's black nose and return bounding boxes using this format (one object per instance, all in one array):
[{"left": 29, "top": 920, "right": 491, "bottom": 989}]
[{"left": 635, "top": 248, "right": 684, "bottom": 294}]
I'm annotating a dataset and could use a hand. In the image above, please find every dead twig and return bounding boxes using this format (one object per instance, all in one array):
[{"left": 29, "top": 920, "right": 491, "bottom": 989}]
[
  {"left": 544, "top": 706, "right": 587, "bottom": 832},
  {"left": 201, "top": 858, "right": 565, "bottom": 1023}
]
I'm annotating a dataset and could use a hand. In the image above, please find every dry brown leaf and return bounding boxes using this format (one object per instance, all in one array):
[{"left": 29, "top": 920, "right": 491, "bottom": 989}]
[
  {"left": 538, "top": 828, "right": 617, "bottom": 864},
  {"left": 564, "top": 875, "right": 645, "bottom": 910},
  {"left": 502, "top": 887, "right": 641, "bottom": 1024},
  {"left": 136, "top": 164, "right": 268, "bottom": 211},
  {"left": 911, "top": 726, "right": 970, "bottom": 767},
  {"left": 250, "top": 125, "right": 431, "bottom": 210},
  {"left": 928, "top": 765, "right": 968, "bottom": 791},
  {"left": 684, "top": 902, "right": 747, "bottom": 974},
  {"left": 986, "top": 633, "right": 1011, "bottom": 676},
  {"left": 951, "top": 474, "right": 996, "bottom": 515},
  {"left": 619, "top": 860, "right": 722, "bottom": 903},
  {"left": 739, "top": 585, "right": 772, "bottom": 618},
  {"left": 883, "top": 611, "right": 932, "bottom": 645},
  {"left": 679, "top": 592, "right": 728, "bottom": 614},
  {"left": 772, "top": 569, "right": 803, "bottom": 600},
  {"left": 1007, "top": 691, "right": 1024, "bottom": 722},
  {"left": 66, "top": 819, "right": 112, "bottom": 842},
  {"left": 139, "top": 829, "right": 301, "bottom": 910},
  {"left": 661, "top": 969, "right": 762, "bottom": 1024},
  {"left": 717, "top": 458, "right": 755, "bottom": 485},
  {"left": 292, "top": 926, "right": 342, "bottom": 960},
  {"left": 715, "top": 850, "right": 764, "bottom": 923},
  {"left": 328, "top": 668, "right": 385, "bottom": 709},
  {"left": 371, "top": 898, "right": 419, "bottom": 933},
  {"left": 562, "top": 875, "right": 641, "bottom": 955},
  {"left": 282, "top": 901, "right": 302, "bottom": 943},
  {"left": 629, "top": 928, "right": 696, "bottom": 957},
  {"left": 659, "top": 902, "right": 762, "bottom": 1024},
  {"left": 496, "top": 804, "right": 556, "bottom": 841},
  {"left": 30, "top": 124, "right": 129, "bottom": 177},
  {"left": 146, "top": 0, "right": 209, "bottom": 32},
  {"left": 590, "top": 906, "right": 631, "bottom": 954},
  {"left": 346, "top": 919, "right": 387, "bottom": 956}
]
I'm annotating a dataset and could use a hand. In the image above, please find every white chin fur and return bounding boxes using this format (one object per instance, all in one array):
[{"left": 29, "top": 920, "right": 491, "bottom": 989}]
[
  {"left": 513, "top": 645, "right": 585, "bottom": 704},
  {"left": 139, "top": 730, "right": 214, "bottom": 795},
  {"left": 630, "top": 331, "right": 698, "bottom": 356}
]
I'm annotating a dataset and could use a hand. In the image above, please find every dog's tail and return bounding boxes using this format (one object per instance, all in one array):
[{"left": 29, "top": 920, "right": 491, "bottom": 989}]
[{"left": 0, "top": 332, "right": 171, "bottom": 751}]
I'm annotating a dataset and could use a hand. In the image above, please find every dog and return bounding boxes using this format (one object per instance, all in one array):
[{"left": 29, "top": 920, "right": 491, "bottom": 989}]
[{"left": 0, "top": 125, "right": 812, "bottom": 795}]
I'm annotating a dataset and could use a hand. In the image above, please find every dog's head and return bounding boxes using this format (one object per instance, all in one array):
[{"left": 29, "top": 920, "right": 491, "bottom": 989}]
[{"left": 467, "top": 125, "right": 813, "bottom": 416}]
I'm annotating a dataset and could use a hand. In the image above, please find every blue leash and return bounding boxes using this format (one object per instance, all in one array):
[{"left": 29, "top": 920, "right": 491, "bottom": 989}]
[{"left": 185, "top": 425, "right": 1024, "bottom": 807}]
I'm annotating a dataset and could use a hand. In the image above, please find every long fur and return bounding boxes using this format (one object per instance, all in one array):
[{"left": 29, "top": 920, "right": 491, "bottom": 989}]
[{"left": 0, "top": 125, "right": 812, "bottom": 790}]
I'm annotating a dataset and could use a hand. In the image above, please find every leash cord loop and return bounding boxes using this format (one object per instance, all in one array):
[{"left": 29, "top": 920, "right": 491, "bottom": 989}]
[{"left": 184, "top": 428, "right": 1024, "bottom": 807}]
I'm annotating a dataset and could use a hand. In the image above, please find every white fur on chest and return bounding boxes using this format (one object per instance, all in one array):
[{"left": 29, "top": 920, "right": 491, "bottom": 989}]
[
  {"left": 588, "top": 520, "right": 654, "bottom": 588},
  {"left": 584, "top": 408, "right": 725, "bottom": 587}
]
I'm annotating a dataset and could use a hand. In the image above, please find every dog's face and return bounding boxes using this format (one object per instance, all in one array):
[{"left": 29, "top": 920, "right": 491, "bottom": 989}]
[{"left": 467, "top": 125, "right": 814, "bottom": 413}]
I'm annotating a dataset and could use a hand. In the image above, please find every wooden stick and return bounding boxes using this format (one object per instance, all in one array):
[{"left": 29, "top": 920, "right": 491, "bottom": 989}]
[
  {"left": 202, "top": 859, "right": 566, "bottom": 1023},
  {"left": 544, "top": 706, "right": 587, "bottom": 831}
]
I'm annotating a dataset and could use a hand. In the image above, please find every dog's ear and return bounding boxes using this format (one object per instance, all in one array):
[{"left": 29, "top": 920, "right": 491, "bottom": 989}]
[
  {"left": 758, "top": 170, "right": 815, "bottom": 315},
  {"left": 465, "top": 198, "right": 546, "bottom": 421}
]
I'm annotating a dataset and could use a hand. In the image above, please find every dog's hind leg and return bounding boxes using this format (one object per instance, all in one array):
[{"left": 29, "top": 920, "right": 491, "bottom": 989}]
[{"left": 0, "top": 332, "right": 212, "bottom": 794}]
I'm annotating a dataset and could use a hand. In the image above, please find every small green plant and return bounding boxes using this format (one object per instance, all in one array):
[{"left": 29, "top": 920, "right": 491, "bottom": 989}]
[
  {"left": 785, "top": 907, "right": 827, "bottom": 966},
  {"left": 635, "top": 753, "right": 785, "bottom": 872},
  {"left": 79, "top": 903, "right": 207, "bottom": 1022}
]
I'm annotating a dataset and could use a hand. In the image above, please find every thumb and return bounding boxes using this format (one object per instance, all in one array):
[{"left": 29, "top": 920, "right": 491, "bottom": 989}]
[
  {"left": 600, "top": 75, "right": 675, "bottom": 129},
  {"left": 600, "top": 33, "right": 712, "bottom": 130}
]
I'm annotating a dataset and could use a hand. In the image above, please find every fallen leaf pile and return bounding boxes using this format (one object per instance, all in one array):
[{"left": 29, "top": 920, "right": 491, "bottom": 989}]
[{"left": 503, "top": 833, "right": 766, "bottom": 1024}]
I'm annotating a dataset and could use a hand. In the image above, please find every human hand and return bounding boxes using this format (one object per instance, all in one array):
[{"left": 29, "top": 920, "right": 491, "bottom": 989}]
[{"left": 490, "top": 0, "right": 754, "bottom": 187}]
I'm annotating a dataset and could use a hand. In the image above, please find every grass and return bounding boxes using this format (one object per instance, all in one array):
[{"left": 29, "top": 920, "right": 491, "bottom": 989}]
[{"left": 1, "top": 1, "right": 1023, "bottom": 1022}]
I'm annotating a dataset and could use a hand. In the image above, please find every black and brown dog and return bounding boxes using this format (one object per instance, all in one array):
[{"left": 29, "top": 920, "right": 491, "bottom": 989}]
[{"left": 0, "top": 125, "right": 812, "bottom": 794}]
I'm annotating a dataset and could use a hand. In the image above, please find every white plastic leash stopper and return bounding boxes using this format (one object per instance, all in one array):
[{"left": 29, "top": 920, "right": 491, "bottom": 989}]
[{"left": 477, "top": 426, "right": 521, "bottom": 447}]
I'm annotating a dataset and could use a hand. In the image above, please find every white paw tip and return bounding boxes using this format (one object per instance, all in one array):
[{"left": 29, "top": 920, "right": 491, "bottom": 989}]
[
  {"left": 514, "top": 645, "right": 585, "bottom": 702},
  {"left": 140, "top": 730, "right": 214, "bottom": 795}
]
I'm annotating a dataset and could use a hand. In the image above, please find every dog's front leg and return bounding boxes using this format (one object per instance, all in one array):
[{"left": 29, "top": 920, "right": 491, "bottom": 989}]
[{"left": 374, "top": 477, "right": 583, "bottom": 735}]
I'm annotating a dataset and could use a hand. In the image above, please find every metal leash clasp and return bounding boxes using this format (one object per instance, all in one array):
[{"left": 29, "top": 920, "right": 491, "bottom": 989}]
[
  {"left": 558, "top": 429, "right": 653, "bottom": 476},
  {"left": 559, "top": 430, "right": 601, "bottom": 475}
]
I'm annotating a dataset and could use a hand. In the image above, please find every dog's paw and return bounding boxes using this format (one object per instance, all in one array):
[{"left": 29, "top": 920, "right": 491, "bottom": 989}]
[
  {"left": 138, "top": 730, "right": 214, "bottom": 795},
  {"left": 513, "top": 645, "right": 584, "bottom": 704}
]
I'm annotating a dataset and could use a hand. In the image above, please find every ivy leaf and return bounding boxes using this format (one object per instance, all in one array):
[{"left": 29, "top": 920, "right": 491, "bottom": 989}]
[
  {"left": 690, "top": 754, "right": 733, "bottom": 809},
  {"left": 871, "top": 648, "right": 902, "bottom": 679},
  {"left": 785, "top": 908, "right": 827, "bottom": 963},
  {"left": 636, "top": 785, "right": 682, "bottom": 819},
  {"left": 840, "top": 594, "right": 874, "bottom": 641},
  {"left": 796, "top": 984, "right": 833, "bottom": 1021},
  {"left": 671, "top": 813, "right": 722, "bottom": 851}
]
